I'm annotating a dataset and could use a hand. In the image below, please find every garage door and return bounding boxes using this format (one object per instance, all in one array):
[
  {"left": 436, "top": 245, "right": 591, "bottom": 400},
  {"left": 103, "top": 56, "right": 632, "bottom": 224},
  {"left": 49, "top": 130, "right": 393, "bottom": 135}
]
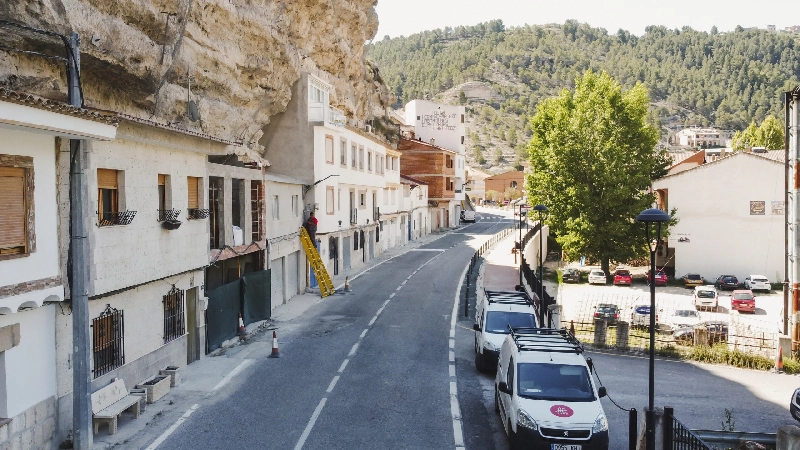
[
  {"left": 271, "top": 257, "right": 284, "bottom": 305},
  {"left": 286, "top": 251, "right": 299, "bottom": 300}
]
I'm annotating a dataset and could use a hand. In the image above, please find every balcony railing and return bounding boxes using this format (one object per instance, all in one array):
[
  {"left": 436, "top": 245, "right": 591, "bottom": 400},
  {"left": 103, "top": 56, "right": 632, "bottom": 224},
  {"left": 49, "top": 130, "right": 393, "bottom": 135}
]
[
  {"left": 326, "top": 106, "right": 346, "bottom": 127},
  {"left": 350, "top": 208, "right": 358, "bottom": 225},
  {"left": 97, "top": 210, "right": 137, "bottom": 227},
  {"left": 187, "top": 208, "right": 210, "bottom": 220},
  {"left": 157, "top": 209, "right": 181, "bottom": 222}
]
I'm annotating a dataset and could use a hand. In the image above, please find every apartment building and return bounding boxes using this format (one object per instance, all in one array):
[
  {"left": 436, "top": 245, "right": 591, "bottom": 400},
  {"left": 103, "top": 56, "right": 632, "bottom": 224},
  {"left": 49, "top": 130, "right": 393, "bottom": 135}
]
[
  {"left": 398, "top": 138, "right": 460, "bottom": 229},
  {"left": 261, "top": 72, "right": 408, "bottom": 280}
]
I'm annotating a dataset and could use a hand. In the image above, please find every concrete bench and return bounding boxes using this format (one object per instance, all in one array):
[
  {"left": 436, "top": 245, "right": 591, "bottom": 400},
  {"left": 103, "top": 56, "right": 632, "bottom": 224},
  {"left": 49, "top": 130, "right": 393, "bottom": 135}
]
[{"left": 91, "top": 379, "right": 141, "bottom": 435}]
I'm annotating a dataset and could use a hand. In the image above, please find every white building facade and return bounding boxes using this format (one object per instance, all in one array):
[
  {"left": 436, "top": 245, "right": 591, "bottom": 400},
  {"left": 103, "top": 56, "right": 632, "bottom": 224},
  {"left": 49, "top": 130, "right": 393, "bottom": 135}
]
[
  {"left": 652, "top": 152, "right": 784, "bottom": 282},
  {"left": 0, "top": 91, "right": 117, "bottom": 449}
]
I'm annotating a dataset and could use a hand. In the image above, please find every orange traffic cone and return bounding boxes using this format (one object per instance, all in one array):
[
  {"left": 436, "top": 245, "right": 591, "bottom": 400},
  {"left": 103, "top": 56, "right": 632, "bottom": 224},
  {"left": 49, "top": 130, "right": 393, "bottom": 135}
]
[
  {"left": 344, "top": 276, "right": 352, "bottom": 292},
  {"left": 269, "top": 330, "right": 281, "bottom": 358},
  {"left": 238, "top": 313, "right": 246, "bottom": 336},
  {"left": 777, "top": 346, "right": 784, "bottom": 372}
]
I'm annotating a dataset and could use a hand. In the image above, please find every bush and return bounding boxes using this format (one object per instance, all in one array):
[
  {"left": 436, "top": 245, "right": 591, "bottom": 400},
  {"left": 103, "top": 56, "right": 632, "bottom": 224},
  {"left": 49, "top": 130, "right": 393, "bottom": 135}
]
[
  {"left": 783, "top": 357, "right": 800, "bottom": 374},
  {"left": 687, "top": 344, "right": 774, "bottom": 371}
]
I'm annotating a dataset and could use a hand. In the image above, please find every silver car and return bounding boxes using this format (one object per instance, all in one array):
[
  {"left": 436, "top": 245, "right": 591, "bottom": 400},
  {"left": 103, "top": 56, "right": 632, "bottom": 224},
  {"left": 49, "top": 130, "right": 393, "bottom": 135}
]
[
  {"left": 744, "top": 275, "right": 771, "bottom": 292},
  {"left": 693, "top": 285, "right": 718, "bottom": 312}
]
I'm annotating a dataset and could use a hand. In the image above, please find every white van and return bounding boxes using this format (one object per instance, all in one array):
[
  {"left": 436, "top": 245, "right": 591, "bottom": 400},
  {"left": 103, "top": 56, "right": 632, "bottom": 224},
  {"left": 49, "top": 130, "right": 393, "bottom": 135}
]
[
  {"left": 462, "top": 209, "right": 476, "bottom": 223},
  {"left": 495, "top": 328, "right": 609, "bottom": 449},
  {"left": 474, "top": 290, "right": 537, "bottom": 373}
]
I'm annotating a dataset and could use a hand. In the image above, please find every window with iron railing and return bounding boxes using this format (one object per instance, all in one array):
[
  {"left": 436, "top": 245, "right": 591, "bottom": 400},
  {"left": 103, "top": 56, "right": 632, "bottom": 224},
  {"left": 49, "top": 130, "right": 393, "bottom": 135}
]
[
  {"left": 92, "top": 304, "right": 125, "bottom": 378},
  {"left": 163, "top": 287, "right": 185, "bottom": 343}
]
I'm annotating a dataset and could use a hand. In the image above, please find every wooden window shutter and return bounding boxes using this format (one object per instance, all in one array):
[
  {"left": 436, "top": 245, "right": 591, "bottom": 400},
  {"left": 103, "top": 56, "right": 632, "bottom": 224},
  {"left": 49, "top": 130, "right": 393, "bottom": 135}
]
[
  {"left": 187, "top": 177, "right": 200, "bottom": 209},
  {"left": 158, "top": 174, "right": 166, "bottom": 185},
  {"left": 97, "top": 169, "right": 118, "bottom": 189},
  {"left": 0, "top": 167, "right": 26, "bottom": 251}
]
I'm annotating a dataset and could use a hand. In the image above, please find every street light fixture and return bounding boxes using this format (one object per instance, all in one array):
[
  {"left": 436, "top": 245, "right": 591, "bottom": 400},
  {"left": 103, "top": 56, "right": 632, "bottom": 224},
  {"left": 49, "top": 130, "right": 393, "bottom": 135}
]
[
  {"left": 635, "top": 207, "right": 671, "bottom": 450},
  {"left": 533, "top": 204, "right": 549, "bottom": 327}
]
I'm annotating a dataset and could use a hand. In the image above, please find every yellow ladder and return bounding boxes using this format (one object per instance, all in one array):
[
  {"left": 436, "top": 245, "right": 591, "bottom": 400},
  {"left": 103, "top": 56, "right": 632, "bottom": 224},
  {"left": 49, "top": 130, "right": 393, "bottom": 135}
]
[{"left": 299, "top": 227, "right": 335, "bottom": 298}]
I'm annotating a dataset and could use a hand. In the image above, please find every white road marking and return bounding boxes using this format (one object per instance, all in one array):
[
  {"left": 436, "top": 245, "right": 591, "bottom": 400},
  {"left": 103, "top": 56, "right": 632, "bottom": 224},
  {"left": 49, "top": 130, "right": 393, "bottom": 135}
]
[
  {"left": 408, "top": 249, "right": 446, "bottom": 252},
  {"left": 293, "top": 398, "right": 327, "bottom": 450},
  {"left": 449, "top": 365, "right": 456, "bottom": 377},
  {"left": 348, "top": 342, "right": 359, "bottom": 356},
  {"left": 390, "top": 293, "right": 396, "bottom": 298},
  {"left": 210, "top": 359, "right": 253, "bottom": 393},
  {"left": 369, "top": 315, "right": 378, "bottom": 326},
  {"left": 338, "top": 359, "right": 349, "bottom": 373},
  {"left": 402, "top": 280, "right": 408, "bottom": 285},
  {"left": 396, "top": 285, "right": 403, "bottom": 291},
  {"left": 326, "top": 375, "right": 340, "bottom": 393},
  {"left": 449, "top": 262, "right": 470, "bottom": 450},
  {"left": 145, "top": 404, "right": 199, "bottom": 450},
  {"left": 360, "top": 329, "right": 369, "bottom": 339}
]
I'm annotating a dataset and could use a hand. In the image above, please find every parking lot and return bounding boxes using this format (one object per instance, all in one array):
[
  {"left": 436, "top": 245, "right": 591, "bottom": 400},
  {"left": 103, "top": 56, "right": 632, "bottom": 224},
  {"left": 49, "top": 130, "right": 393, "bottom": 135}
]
[{"left": 557, "top": 280, "right": 783, "bottom": 357}]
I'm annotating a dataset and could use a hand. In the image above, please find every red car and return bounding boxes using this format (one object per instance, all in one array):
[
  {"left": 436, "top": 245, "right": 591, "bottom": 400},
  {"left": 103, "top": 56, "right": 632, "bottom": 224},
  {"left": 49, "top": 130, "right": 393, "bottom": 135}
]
[
  {"left": 647, "top": 270, "right": 668, "bottom": 286},
  {"left": 731, "top": 290, "right": 756, "bottom": 313},
  {"left": 613, "top": 269, "right": 632, "bottom": 286}
]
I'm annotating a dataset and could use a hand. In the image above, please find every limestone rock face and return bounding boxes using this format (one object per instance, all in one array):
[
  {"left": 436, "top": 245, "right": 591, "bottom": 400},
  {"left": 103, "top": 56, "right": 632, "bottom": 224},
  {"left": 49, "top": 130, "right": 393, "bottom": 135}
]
[{"left": 0, "top": 0, "right": 392, "bottom": 159}]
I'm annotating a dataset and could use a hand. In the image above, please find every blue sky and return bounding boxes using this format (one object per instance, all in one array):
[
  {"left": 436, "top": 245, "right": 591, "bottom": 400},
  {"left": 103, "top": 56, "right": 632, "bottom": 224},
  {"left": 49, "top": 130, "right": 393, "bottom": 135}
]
[{"left": 374, "top": 0, "right": 796, "bottom": 40}]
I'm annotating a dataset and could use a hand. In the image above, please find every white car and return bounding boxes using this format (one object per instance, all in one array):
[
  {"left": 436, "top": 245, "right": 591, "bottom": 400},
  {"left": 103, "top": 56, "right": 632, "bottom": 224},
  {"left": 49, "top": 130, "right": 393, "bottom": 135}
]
[
  {"left": 588, "top": 270, "right": 607, "bottom": 285},
  {"left": 744, "top": 275, "right": 771, "bottom": 292},
  {"left": 495, "top": 328, "right": 609, "bottom": 449},
  {"left": 665, "top": 308, "right": 701, "bottom": 332},
  {"left": 474, "top": 290, "right": 537, "bottom": 373},
  {"left": 693, "top": 286, "right": 719, "bottom": 312}
]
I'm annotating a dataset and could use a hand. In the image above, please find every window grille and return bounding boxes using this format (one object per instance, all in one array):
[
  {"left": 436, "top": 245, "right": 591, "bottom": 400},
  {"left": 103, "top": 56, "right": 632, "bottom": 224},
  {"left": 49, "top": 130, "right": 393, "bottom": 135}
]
[
  {"left": 163, "top": 287, "right": 185, "bottom": 343},
  {"left": 92, "top": 304, "right": 125, "bottom": 378}
]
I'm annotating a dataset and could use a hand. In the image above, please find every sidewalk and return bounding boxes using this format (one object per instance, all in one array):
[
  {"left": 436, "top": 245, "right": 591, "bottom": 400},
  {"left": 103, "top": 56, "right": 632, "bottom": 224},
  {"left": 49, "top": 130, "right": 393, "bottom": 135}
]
[
  {"left": 92, "top": 227, "right": 457, "bottom": 450},
  {"left": 476, "top": 229, "right": 558, "bottom": 307}
]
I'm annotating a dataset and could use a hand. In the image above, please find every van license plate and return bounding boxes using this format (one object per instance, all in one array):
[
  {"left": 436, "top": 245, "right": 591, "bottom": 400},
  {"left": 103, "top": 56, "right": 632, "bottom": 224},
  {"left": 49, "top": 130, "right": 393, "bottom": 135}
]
[{"left": 551, "top": 445, "right": 581, "bottom": 450}]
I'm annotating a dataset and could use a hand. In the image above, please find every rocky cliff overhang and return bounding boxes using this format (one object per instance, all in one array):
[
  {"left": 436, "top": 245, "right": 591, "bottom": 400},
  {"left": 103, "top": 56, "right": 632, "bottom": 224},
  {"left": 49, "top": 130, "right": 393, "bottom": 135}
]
[{"left": 0, "top": 0, "right": 393, "bottom": 160}]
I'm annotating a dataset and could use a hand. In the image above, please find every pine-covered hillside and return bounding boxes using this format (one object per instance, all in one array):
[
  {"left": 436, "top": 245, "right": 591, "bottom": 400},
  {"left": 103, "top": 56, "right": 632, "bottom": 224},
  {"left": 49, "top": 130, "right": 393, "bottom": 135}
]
[{"left": 367, "top": 20, "right": 800, "bottom": 172}]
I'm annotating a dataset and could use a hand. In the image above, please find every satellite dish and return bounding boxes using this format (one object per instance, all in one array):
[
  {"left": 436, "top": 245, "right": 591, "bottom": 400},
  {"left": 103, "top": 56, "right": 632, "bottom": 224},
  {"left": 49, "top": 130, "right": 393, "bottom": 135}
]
[{"left": 187, "top": 100, "right": 200, "bottom": 122}]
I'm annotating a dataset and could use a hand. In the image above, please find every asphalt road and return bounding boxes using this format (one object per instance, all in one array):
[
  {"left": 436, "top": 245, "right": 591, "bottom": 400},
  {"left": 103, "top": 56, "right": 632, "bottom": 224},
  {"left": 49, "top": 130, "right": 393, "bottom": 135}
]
[{"left": 155, "top": 212, "right": 513, "bottom": 450}]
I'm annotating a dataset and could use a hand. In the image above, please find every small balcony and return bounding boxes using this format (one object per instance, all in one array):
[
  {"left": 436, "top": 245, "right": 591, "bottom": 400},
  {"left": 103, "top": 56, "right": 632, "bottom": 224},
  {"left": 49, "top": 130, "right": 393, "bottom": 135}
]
[
  {"left": 326, "top": 106, "right": 346, "bottom": 127},
  {"left": 97, "top": 211, "right": 137, "bottom": 227},
  {"left": 187, "top": 208, "right": 210, "bottom": 220}
]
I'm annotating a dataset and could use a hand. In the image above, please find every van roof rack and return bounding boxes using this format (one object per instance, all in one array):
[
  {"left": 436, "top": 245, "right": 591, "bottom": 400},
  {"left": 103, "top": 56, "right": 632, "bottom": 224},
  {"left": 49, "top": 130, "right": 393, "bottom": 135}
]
[
  {"left": 507, "top": 326, "right": 584, "bottom": 354},
  {"left": 485, "top": 289, "right": 535, "bottom": 306}
]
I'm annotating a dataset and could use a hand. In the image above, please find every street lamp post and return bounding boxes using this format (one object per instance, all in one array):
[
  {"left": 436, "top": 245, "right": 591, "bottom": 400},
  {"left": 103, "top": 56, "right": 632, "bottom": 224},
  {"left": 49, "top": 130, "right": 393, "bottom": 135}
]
[
  {"left": 533, "top": 204, "right": 549, "bottom": 327},
  {"left": 635, "top": 207, "right": 671, "bottom": 450}
]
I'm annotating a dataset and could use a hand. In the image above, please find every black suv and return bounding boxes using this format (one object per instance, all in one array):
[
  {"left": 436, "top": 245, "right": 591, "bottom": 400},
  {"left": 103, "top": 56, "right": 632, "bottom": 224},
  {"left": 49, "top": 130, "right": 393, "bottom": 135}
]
[
  {"left": 561, "top": 268, "right": 581, "bottom": 283},
  {"left": 714, "top": 275, "right": 740, "bottom": 291},
  {"left": 594, "top": 303, "right": 620, "bottom": 326}
]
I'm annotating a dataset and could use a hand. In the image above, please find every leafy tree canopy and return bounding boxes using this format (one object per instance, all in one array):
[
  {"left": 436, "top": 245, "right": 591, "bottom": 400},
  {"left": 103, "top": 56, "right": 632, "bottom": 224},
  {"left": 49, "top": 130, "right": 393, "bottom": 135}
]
[
  {"left": 526, "top": 70, "right": 670, "bottom": 273},
  {"left": 731, "top": 115, "right": 785, "bottom": 150}
]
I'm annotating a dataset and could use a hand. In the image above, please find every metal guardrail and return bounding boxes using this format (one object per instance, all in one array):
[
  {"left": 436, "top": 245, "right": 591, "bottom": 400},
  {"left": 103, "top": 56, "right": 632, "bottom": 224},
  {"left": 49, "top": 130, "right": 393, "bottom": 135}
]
[
  {"left": 691, "top": 430, "right": 777, "bottom": 447},
  {"left": 463, "top": 226, "right": 514, "bottom": 317}
]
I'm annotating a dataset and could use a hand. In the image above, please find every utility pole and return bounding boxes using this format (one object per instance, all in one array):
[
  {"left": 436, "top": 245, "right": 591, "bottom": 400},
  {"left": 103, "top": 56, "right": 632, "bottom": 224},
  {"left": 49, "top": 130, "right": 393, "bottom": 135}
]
[
  {"left": 67, "top": 32, "right": 93, "bottom": 450},
  {"left": 791, "top": 88, "right": 800, "bottom": 350}
]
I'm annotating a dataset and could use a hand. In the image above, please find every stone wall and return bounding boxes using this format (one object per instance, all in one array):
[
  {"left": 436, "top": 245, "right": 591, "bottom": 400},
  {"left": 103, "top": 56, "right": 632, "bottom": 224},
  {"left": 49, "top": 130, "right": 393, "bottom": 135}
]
[{"left": 0, "top": 396, "right": 56, "bottom": 450}]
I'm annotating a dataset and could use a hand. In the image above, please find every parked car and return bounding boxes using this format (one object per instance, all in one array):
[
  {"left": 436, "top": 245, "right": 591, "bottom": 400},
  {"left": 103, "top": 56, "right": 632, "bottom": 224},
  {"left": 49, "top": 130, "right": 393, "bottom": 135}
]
[
  {"left": 693, "top": 286, "right": 719, "bottom": 312},
  {"left": 647, "top": 270, "right": 668, "bottom": 286},
  {"left": 714, "top": 275, "right": 740, "bottom": 291},
  {"left": 631, "top": 304, "right": 659, "bottom": 330},
  {"left": 474, "top": 290, "right": 538, "bottom": 373},
  {"left": 665, "top": 308, "right": 700, "bottom": 332},
  {"left": 673, "top": 321, "right": 728, "bottom": 345},
  {"left": 561, "top": 268, "right": 581, "bottom": 283},
  {"left": 730, "top": 289, "right": 756, "bottom": 313},
  {"left": 594, "top": 303, "right": 620, "bottom": 326},
  {"left": 588, "top": 269, "right": 607, "bottom": 285},
  {"left": 683, "top": 273, "right": 704, "bottom": 288},
  {"left": 791, "top": 388, "right": 800, "bottom": 422},
  {"left": 744, "top": 275, "right": 771, "bottom": 292},
  {"left": 612, "top": 269, "right": 632, "bottom": 286},
  {"left": 495, "top": 328, "right": 609, "bottom": 450}
]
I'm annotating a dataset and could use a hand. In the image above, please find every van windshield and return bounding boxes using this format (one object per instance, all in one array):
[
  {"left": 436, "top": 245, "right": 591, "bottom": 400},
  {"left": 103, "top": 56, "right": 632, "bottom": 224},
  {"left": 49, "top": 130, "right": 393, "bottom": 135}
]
[
  {"left": 517, "top": 363, "right": 595, "bottom": 402},
  {"left": 485, "top": 311, "right": 536, "bottom": 334}
]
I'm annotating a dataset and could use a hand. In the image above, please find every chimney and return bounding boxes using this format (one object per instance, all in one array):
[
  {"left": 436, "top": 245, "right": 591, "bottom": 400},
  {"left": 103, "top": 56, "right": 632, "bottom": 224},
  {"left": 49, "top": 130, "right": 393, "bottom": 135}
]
[{"left": 430, "top": 138, "right": 435, "bottom": 146}]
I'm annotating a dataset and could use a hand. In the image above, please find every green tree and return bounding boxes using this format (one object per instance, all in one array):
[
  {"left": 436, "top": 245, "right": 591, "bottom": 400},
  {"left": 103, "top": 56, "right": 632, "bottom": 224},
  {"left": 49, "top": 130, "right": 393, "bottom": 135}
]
[
  {"left": 756, "top": 115, "right": 784, "bottom": 150},
  {"left": 493, "top": 148, "right": 504, "bottom": 164},
  {"left": 505, "top": 187, "right": 522, "bottom": 200},
  {"left": 731, "top": 121, "right": 758, "bottom": 150},
  {"left": 526, "top": 70, "right": 670, "bottom": 274},
  {"left": 458, "top": 90, "right": 467, "bottom": 105}
]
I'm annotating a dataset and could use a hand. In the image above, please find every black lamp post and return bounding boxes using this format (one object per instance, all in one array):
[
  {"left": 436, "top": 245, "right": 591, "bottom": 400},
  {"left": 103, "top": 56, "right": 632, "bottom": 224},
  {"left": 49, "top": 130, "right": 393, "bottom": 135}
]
[
  {"left": 533, "top": 204, "right": 548, "bottom": 327},
  {"left": 635, "top": 207, "right": 671, "bottom": 450}
]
